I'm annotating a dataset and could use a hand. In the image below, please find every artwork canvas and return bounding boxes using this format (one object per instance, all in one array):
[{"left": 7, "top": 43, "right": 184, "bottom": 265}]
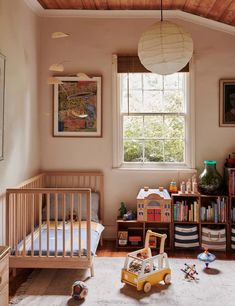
[
  {"left": 0, "top": 53, "right": 5, "bottom": 160},
  {"left": 54, "top": 76, "right": 102, "bottom": 137},
  {"left": 219, "top": 79, "right": 235, "bottom": 127}
]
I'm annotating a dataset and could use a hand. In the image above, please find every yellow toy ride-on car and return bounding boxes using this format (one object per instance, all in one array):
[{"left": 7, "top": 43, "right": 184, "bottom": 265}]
[{"left": 121, "top": 230, "right": 171, "bottom": 293}]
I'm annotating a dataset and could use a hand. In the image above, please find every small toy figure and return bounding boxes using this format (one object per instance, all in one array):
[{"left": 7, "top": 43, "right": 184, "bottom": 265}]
[
  {"left": 119, "top": 202, "right": 127, "bottom": 218},
  {"left": 192, "top": 175, "right": 198, "bottom": 193},
  {"left": 72, "top": 281, "right": 88, "bottom": 300},
  {"left": 197, "top": 248, "right": 216, "bottom": 268},
  {"left": 180, "top": 181, "right": 186, "bottom": 194},
  {"left": 186, "top": 178, "right": 192, "bottom": 193},
  {"left": 123, "top": 210, "right": 136, "bottom": 220},
  {"left": 68, "top": 209, "right": 78, "bottom": 221},
  {"left": 181, "top": 263, "right": 199, "bottom": 281}
]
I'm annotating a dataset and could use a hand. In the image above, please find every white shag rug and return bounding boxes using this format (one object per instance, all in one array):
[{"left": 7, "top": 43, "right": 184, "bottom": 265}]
[{"left": 10, "top": 257, "right": 235, "bottom": 306}]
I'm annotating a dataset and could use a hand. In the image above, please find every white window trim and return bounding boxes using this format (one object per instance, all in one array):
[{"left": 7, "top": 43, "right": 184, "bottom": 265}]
[{"left": 112, "top": 54, "right": 196, "bottom": 171}]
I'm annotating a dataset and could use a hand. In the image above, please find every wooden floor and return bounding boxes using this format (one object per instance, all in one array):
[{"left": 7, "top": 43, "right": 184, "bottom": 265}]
[{"left": 9, "top": 240, "right": 235, "bottom": 299}]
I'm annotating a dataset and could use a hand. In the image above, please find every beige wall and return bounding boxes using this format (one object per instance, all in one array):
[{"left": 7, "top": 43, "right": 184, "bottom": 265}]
[
  {"left": 0, "top": 1, "right": 40, "bottom": 243},
  {"left": 39, "top": 17, "right": 234, "bottom": 238}
]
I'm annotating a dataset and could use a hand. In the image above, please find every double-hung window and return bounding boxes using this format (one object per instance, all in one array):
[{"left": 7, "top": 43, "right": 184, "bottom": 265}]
[{"left": 113, "top": 55, "right": 195, "bottom": 170}]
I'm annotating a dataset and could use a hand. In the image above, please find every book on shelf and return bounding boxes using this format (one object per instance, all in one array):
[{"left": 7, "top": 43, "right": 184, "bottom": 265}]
[
  {"left": 232, "top": 208, "right": 235, "bottom": 222},
  {"left": 200, "top": 197, "right": 226, "bottom": 223},
  {"left": 173, "top": 200, "right": 199, "bottom": 222},
  {"left": 229, "top": 170, "right": 235, "bottom": 195}
]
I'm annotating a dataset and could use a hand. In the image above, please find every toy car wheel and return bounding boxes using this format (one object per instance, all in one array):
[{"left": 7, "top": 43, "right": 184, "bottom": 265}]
[
  {"left": 143, "top": 282, "right": 151, "bottom": 293},
  {"left": 164, "top": 273, "right": 171, "bottom": 285}
]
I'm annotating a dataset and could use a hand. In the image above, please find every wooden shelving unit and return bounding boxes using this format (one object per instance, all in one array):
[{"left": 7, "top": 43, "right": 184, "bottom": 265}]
[
  {"left": 116, "top": 192, "right": 232, "bottom": 252},
  {"left": 116, "top": 219, "right": 171, "bottom": 250}
]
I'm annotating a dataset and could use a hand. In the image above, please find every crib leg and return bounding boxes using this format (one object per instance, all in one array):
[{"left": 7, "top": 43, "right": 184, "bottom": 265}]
[
  {"left": 12, "top": 268, "right": 17, "bottom": 278},
  {"left": 90, "top": 264, "right": 94, "bottom": 277}
]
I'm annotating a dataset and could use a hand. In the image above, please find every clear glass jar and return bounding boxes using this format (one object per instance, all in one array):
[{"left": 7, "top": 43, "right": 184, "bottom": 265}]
[{"left": 198, "top": 160, "right": 223, "bottom": 195}]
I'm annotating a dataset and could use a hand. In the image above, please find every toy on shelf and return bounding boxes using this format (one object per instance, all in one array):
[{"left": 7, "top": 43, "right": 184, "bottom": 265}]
[
  {"left": 72, "top": 281, "right": 88, "bottom": 300},
  {"left": 178, "top": 175, "right": 199, "bottom": 195},
  {"left": 137, "top": 188, "right": 171, "bottom": 222},
  {"left": 119, "top": 202, "right": 127, "bottom": 218},
  {"left": 123, "top": 210, "right": 137, "bottom": 221},
  {"left": 169, "top": 180, "right": 178, "bottom": 194},
  {"left": 181, "top": 263, "right": 199, "bottom": 281},
  {"left": 121, "top": 230, "right": 171, "bottom": 293},
  {"left": 197, "top": 248, "right": 216, "bottom": 269}
]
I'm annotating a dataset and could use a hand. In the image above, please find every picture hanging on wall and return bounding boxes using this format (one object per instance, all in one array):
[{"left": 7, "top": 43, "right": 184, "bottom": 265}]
[
  {"left": 53, "top": 75, "right": 102, "bottom": 137},
  {"left": 0, "top": 52, "right": 5, "bottom": 160},
  {"left": 219, "top": 79, "right": 235, "bottom": 127}
]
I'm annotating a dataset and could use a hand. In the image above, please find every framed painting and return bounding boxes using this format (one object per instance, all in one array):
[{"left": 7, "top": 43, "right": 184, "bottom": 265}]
[
  {"left": 0, "top": 53, "right": 5, "bottom": 160},
  {"left": 53, "top": 76, "right": 102, "bottom": 137},
  {"left": 219, "top": 79, "right": 235, "bottom": 127}
]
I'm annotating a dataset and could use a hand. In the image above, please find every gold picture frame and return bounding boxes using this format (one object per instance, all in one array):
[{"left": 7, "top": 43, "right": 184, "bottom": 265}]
[{"left": 53, "top": 75, "right": 102, "bottom": 137}]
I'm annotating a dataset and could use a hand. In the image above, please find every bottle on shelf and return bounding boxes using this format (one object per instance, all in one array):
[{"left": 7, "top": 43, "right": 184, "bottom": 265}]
[{"left": 198, "top": 160, "right": 223, "bottom": 195}]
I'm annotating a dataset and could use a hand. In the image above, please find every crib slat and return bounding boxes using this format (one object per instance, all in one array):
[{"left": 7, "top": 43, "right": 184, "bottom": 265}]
[
  {"left": 70, "top": 194, "right": 74, "bottom": 257},
  {"left": 78, "top": 193, "right": 81, "bottom": 257},
  {"left": 87, "top": 191, "right": 91, "bottom": 259},
  {"left": 63, "top": 194, "right": 66, "bottom": 257},
  {"left": 31, "top": 194, "right": 35, "bottom": 257},
  {"left": 23, "top": 194, "right": 26, "bottom": 256},
  {"left": 55, "top": 193, "right": 58, "bottom": 257},
  {"left": 47, "top": 194, "right": 50, "bottom": 257},
  {"left": 39, "top": 194, "right": 42, "bottom": 257},
  {"left": 15, "top": 194, "right": 19, "bottom": 255}
]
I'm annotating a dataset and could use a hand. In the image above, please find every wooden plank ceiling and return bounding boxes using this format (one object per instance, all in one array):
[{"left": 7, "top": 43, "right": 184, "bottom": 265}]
[{"left": 37, "top": 0, "right": 235, "bottom": 26}]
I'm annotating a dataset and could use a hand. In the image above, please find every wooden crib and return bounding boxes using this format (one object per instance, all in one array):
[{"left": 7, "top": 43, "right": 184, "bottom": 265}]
[{"left": 6, "top": 171, "right": 104, "bottom": 276}]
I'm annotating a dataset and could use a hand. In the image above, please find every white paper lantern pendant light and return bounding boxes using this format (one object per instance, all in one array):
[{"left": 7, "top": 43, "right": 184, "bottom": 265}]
[{"left": 138, "top": 0, "right": 193, "bottom": 75}]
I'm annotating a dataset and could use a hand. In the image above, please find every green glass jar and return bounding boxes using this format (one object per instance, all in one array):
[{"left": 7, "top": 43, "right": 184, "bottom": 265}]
[{"left": 198, "top": 160, "right": 223, "bottom": 195}]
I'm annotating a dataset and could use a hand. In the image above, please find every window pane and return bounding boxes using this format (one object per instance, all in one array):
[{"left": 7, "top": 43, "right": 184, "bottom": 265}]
[
  {"left": 129, "top": 90, "right": 142, "bottom": 112},
  {"left": 121, "top": 90, "right": 128, "bottom": 113},
  {"left": 124, "top": 140, "right": 143, "bottom": 162},
  {"left": 123, "top": 116, "right": 143, "bottom": 139},
  {"left": 129, "top": 74, "right": 142, "bottom": 90},
  {"left": 163, "top": 90, "right": 184, "bottom": 113},
  {"left": 143, "top": 91, "right": 163, "bottom": 112},
  {"left": 164, "top": 116, "right": 185, "bottom": 139},
  {"left": 145, "top": 140, "right": 164, "bottom": 162},
  {"left": 143, "top": 74, "right": 162, "bottom": 90},
  {"left": 164, "top": 140, "right": 184, "bottom": 162},
  {"left": 144, "top": 116, "right": 163, "bottom": 138},
  {"left": 164, "top": 73, "right": 180, "bottom": 89}
]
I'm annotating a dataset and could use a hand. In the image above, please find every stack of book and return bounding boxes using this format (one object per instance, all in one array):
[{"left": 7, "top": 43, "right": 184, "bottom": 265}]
[
  {"left": 231, "top": 207, "right": 235, "bottom": 222},
  {"left": 229, "top": 170, "right": 235, "bottom": 195},
  {"left": 201, "top": 197, "right": 226, "bottom": 222},
  {"left": 173, "top": 201, "right": 199, "bottom": 222}
]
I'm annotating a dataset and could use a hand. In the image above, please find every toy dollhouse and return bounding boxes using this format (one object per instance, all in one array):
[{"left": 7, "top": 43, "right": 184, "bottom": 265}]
[{"left": 137, "top": 188, "right": 171, "bottom": 222}]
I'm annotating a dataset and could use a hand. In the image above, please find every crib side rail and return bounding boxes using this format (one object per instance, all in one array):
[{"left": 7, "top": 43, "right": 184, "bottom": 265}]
[{"left": 6, "top": 188, "right": 91, "bottom": 260}]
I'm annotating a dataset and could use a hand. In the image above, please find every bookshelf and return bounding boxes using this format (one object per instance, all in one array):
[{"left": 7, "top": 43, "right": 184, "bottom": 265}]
[{"left": 116, "top": 191, "right": 233, "bottom": 252}]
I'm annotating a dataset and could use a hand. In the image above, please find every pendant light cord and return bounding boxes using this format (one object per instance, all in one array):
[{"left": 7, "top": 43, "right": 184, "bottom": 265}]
[{"left": 161, "top": 0, "right": 163, "bottom": 22}]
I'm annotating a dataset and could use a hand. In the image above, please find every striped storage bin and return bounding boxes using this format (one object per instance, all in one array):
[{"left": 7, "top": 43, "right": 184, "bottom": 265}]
[
  {"left": 202, "top": 227, "right": 226, "bottom": 251},
  {"left": 231, "top": 227, "right": 235, "bottom": 250},
  {"left": 174, "top": 225, "right": 200, "bottom": 248}
]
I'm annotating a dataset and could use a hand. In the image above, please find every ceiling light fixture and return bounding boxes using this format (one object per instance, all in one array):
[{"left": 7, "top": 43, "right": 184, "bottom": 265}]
[
  {"left": 51, "top": 32, "right": 70, "bottom": 39},
  {"left": 138, "top": 0, "right": 193, "bottom": 75},
  {"left": 49, "top": 63, "right": 65, "bottom": 72}
]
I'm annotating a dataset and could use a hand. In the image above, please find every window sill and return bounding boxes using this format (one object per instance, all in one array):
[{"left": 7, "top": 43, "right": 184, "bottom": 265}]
[{"left": 112, "top": 165, "right": 197, "bottom": 173}]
